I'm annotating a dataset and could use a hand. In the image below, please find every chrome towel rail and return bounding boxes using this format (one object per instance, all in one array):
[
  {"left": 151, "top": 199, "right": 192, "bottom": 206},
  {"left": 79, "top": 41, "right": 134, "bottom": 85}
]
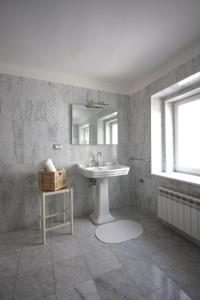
[{"left": 130, "top": 157, "right": 151, "bottom": 163}]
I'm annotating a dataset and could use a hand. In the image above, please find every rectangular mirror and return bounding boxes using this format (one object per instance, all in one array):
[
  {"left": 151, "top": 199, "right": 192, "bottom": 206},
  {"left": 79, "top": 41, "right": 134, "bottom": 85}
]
[{"left": 72, "top": 104, "right": 118, "bottom": 145}]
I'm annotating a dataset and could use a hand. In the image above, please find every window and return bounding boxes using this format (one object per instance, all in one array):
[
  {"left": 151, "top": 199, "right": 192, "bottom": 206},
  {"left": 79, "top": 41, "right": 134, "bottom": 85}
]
[
  {"left": 111, "top": 122, "right": 118, "bottom": 144},
  {"left": 151, "top": 82, "right": 200, "bottom": 183},
  {"left": 79, "top": 124, "right": 89, "bottom": 144},
  {"left": 97, "top": 112, "right": 118, "bottom": 144},
  {"left": 104, "top": 118, "right": 118, "bottom": 144},
  {"left": 164, "top": 93, "right": 200, "bottom": 176},
  {"left": 174, "top": 95, "right": 200, "bottom": 175}
]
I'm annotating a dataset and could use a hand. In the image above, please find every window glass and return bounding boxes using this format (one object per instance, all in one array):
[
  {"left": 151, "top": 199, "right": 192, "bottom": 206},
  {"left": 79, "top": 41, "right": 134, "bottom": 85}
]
[
  {"left": 111, "top": 122, "right": 118, "bottom": 144},
  {"left": 104, "top": 118, "right": 118, "bottom": 145},
  {"left": 79, "top": 124, "right": 89, "bottom": 144},
  {"left": 175, "top": 97, "right": 200, "bottom": 174}
]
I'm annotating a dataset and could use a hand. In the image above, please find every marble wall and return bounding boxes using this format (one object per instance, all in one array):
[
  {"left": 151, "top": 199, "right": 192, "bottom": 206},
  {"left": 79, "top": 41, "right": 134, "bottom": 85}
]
[
  {"left": 0, "top": 74, "right": 130, "bottom": 232},
  {"left": 129, "top": 54, "right": 200, "bottom": 215},
  {"left": 2, "top": 53, "right": 200, "bottom": 232}
]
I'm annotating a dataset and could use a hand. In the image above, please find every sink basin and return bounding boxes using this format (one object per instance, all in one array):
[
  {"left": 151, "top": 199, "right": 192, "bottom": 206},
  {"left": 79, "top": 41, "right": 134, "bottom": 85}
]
[
  {"left": 78, "top": 164, "right": 130, "bottom": 178},
  {"left": 78, "top": 163, "right": 130, "bottom": 225}
]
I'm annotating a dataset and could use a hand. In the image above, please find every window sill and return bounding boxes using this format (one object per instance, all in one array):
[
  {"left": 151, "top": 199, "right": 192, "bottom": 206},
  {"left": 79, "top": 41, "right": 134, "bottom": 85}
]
[{"left": 152, "top": 171, "right": 200, "bottom": 186}]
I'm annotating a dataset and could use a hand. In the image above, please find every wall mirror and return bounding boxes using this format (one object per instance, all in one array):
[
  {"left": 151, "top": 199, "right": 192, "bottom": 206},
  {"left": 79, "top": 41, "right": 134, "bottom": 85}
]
[{"left": 72, "top": 102, "right": 118, "bottom": 145}]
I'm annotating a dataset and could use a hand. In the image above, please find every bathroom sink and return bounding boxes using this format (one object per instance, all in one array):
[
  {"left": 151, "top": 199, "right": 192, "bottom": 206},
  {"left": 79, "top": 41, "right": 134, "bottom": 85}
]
[
  {"left": 78, "top": 162, "right": 130, "bottom": 225},
  {"left": 78, "top": 164, "right": 130, "bottom": 178}
]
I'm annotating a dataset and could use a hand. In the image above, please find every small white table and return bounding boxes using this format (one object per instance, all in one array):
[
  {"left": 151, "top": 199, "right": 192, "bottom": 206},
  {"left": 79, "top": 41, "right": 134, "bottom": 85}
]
[{"left": 38, "top": 186, "right": 73, "bottom": 244}]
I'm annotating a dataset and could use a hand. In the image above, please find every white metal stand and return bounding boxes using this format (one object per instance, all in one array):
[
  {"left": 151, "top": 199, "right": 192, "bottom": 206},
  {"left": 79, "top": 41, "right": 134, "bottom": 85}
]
[{"left": 38, "top": 186, "right": 73, "bottom": 244}]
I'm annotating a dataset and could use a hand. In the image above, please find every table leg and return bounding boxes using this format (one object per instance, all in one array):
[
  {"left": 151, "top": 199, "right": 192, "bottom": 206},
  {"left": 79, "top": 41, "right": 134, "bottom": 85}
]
[
  {"left": 70, "top": 187, "right": 73, "bottom": 234},
  {"left": 38, "top": 192, "right": 42, "bottom": 230},
  {"left": 63, "top": 192, "right": 66, "bottom": 223},
  {"left": 41, "top": 194, "right": 46, "bottom": 244}
]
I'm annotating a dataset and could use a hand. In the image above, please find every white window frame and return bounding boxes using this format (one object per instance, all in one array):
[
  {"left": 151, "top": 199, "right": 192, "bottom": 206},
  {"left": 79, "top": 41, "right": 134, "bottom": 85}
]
[
  {"left": 111, "top": 121, "right": 118, "bottom": 145},
  {"left": 173, "top": 94, "right": 200, "bottom": 175},
  {"left": 104, "top": 118, "right": 118, "bottom": 144},
  {"left": 151, "top": 80, "right": 200, "bottom": 185},
  {"left": 79, "top": 123, "right": 89, "bottom": 144},
  {"left": 163, "top": 92, "right": 200, "bottom": 176}
]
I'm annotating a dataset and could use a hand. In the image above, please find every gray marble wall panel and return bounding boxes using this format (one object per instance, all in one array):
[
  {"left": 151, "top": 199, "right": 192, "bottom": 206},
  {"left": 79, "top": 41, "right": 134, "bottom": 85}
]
[
  {"left": 0, "top": 74, "right": 130, "bottom": 232},
  {"left": 129, "top": 54, "right": 200, "bottom": 216}
]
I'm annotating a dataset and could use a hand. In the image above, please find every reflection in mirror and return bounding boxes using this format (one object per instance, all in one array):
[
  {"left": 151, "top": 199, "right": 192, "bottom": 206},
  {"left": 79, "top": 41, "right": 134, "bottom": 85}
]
[{"left": 72, "top": 104, "right": 118, "bottom": 145}]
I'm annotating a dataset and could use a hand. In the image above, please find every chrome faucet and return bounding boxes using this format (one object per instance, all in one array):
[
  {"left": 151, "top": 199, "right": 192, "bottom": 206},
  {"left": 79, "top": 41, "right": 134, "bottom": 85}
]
[{"left": 96, "top": 152, "right": 102, "bottom": 167}]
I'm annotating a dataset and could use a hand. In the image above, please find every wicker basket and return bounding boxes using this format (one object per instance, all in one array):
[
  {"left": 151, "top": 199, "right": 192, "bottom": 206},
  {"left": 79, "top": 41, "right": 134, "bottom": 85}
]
[{"left": 38, "top": 169, "right": 66, "bottom": 191}]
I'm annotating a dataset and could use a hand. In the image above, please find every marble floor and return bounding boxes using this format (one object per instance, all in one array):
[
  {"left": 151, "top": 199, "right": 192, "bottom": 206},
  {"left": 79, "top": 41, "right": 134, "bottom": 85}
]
[{"left": 0, "top": 207, "right": 200, "bottom": 300}]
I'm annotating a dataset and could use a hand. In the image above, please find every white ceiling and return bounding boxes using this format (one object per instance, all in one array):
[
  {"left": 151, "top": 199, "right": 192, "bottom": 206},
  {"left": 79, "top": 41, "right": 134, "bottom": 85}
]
[{"left": 0, "top": 0, "right": 200, "bottom": 95}]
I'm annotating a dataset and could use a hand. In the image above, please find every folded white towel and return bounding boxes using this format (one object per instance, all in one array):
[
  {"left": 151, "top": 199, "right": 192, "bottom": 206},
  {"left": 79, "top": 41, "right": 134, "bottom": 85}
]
[{"left": 45, "top": 158, "right": 57, "bottom": 172}]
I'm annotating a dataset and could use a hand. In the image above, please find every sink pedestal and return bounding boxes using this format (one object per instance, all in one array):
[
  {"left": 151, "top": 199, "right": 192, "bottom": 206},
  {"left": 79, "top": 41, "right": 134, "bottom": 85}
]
[
  {"left": 90, "top": 178, "right": 114, "bottom": 225},
  {"left": 78, "top": 163, "right": 130, "bottom": 225}
]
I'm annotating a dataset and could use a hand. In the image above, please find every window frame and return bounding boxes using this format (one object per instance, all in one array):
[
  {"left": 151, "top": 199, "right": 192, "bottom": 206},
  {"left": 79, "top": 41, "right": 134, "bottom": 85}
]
[
  {"left": 151, "top": 80, "right": 200, "bottom": 185},
  {"left": 110, "top": 121, "right": 118, "bottom": 145},
  {"left": 79, "top": 123, "right": 89, "bottom": 144},
  {"left": 103, "top": 117, "right": 118, "bottom": 144},
  {"left": 173, "top": 94, "right": 200, "bottom": 175}
]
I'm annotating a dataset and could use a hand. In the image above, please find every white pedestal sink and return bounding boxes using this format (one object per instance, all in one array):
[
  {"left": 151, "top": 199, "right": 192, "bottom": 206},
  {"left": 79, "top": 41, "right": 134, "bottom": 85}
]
[{"left": 78, "top": 164, "right": 130, "bottom": 225}]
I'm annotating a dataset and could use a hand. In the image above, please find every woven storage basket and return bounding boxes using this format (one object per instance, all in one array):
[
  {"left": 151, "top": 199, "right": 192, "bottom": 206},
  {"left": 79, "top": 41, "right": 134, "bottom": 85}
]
[{"left": 38, "top": 169, "right": 66, "bottom": 191}]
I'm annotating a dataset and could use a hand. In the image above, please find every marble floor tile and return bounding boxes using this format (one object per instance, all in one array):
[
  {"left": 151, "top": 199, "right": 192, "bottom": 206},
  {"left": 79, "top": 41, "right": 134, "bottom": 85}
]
[
  {"left": 0, "top": 275, "right": 16, "bottom": 300},
  {"left": 0, "top": 252, "right": 20, "bottom": 278},
  {"left": 1, "top": 208, "right": 200, "bottom": 300},
  {"left": 14, "top": 265, "right": 55, "bottom": 300},
  {"left": 138, "top": 218, "right": 165, "bottom": 233},
  {"left": 132, "top": 227, "right": 184, "bottom": 256},
  {"left": 84, "top": 247, "right": 122, "bottom": 277},
  {"left": 73, "top": 216, "right": 97, "bottom": 239},
  {"left": 18, "top": 244, "right": 52, "bottom": 273},
  {"left": 49, "top": 229, "right": 75, "bottom": 244},
  {"left": 123, "top": 256, "right": 168, "bottom": 296},
  {"left": 22, "top": 228, "right": 47, "bottom": 247},
  {"left": 151, "top": 248, "right": 200, "bottom": 289},
  {"left": 94, "top": 268, "right": 143, "bottom": 300},
  {"left": 0, "top": 230, "right": 24, "bottom": 257},
  {"left": 0, "top": 230, "right": 25, "bottom": 245},
  {"left": 152, "top": 225, "right": 182, "bottom": 238},
  {"left": 75, "top": 279, "right": 101, "bottom": 300},
  {"left": 55, "top": 279, "right": 101, "bottom": 300},
  {"left": 77, "top": 232, "right": 107, "bottom": 254},
  {"left": 181, "top": 286, "right": 200, "bottom": 300},
  {"left": 144, "top": 280, "right": 192, "bottom": 300},
  {"left": 111, "top": 207, "right": 148, "bottom": 221},
  {"left": 55, "top": 287, "right": 82, "bottom": 300},
  {"left": 149, "top": 227, "right": 188, "bottom": 248},
  {"left": 0, "top": 243, "right": 21, "bottom": 258},
  {"left": 110, "top": 207, "right": 133, "bottom": 220},
  {"left": 166, "top": 244, "right": 200, "bottom": 270},
  {"left": 151, "top": 248, "right": 185, "bottom": 272},
  {"left": 53, "top": 255, "right": 91, "bottom": 292},
  {"left": 166, "top": 265, "right": 200, "bottom": 291},
  {"left": 110, "top": 239, "right": 147, "bottom": 264},
  {"left": 36, "top": 294, "right": 57, "bottom": 300},
  {"left": 51, "top": 238, "right": 81, "bottom": 263},
  {"left": 132, "top": 233, "right": 164, "bottom": 255}
]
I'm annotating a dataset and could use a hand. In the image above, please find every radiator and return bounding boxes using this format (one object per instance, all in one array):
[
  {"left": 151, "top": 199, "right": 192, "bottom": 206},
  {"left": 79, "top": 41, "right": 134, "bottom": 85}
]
[{"left": 157, "top": 187, "right": 200, "bottom": 241}]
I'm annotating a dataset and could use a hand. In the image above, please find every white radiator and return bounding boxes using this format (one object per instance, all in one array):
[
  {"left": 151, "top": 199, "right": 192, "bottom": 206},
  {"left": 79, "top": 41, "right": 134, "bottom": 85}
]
[{"left": 157, "top": 187, "right": 200, "bottom": 241}]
